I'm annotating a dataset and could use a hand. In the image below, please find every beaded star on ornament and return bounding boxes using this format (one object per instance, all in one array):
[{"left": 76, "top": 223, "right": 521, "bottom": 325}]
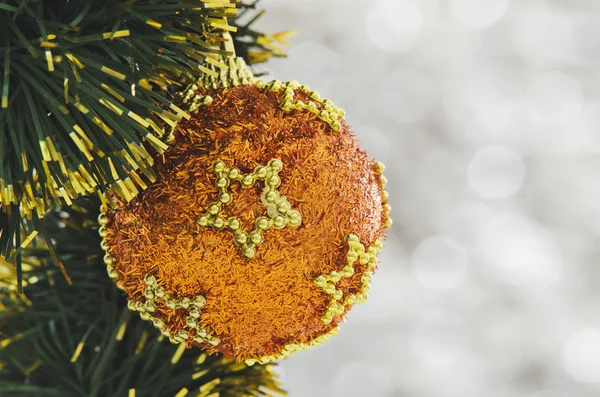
[{"left": 196, "top": 159, "right": 301, "bottom": 259}]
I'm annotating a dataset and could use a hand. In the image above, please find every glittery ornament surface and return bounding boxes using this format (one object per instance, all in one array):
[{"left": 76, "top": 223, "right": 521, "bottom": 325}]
[{"left": 104, "top": 83, "right": 390, "bottom": 362}]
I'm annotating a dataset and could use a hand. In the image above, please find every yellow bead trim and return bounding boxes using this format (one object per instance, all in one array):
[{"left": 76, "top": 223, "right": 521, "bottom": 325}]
[
  {"left": 375, "top": 162, "right": 392, "bottom": 229},
  {"left": 99, "top": 209, "right": 123, "bottom": 285},
  {"left": 127, "top": 274, "right": 220, "bottom": 347},
  {"left": 315, "top": 234, "right": 383, "bottom": 324},
  {"left": 197, "top": 159, "right": 302, "bottom": 259},
  {"left": 180, "top": 84, "right": 213, "bottom": 114},
  {"left": 255, "top": 79, "right": 345, "bottom": 132},
  {"left": 245, "top": 326, "right": 340, "bottom": 366},
  {"left": 99, "top": 209, "right": 219, "bottom": 346}
]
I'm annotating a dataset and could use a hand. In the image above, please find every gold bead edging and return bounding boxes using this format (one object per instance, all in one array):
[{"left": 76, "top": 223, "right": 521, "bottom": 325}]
[
  {"left": 245, "top": 326, "right": 340, "bottom": 366},
  {"left": 255, "top": 79, "right": 345, "bottom": 132},
  {"left": 315, "top": 234, "right": 383, "bottom": 324},
  {"left": 181, "top": 78, "right": 345, "bottom": 130},
  {"left": 375, "top": 162, "right": 392, "bottom": 229},
  {"left": 99, "top": 210, "right": 122, "bottom": 283},
  {"left": 129, "top": 274, "right": 220, "bottom": 347},
  {"left": 197, "top": 159, "right": 302, "bottom": 259},
  {"left": 180, "top": 84, "right": 213, "bottom": 114},
  {"left": 98, "top": 209, "right": 220, "bottom": 347}
]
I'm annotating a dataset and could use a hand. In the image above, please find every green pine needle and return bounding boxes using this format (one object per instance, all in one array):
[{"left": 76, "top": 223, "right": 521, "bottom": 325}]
[{"left": 0, "top": 198, "right": 287, "bottom": 397}]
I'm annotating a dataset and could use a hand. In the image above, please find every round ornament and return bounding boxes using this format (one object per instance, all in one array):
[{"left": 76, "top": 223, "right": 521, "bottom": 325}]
[{"left": 100, "top": 56, "right": 391, "bottom": 364}]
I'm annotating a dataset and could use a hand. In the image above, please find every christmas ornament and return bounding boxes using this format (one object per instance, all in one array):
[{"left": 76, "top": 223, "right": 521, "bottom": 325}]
[{"left": 99, "top": 35, "right": 391, "bottom": 364}]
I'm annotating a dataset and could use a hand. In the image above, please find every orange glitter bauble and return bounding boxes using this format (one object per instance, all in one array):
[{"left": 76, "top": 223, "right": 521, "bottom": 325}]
[{"left": 102, "top": 80, "right": 391, "bottom": 363}]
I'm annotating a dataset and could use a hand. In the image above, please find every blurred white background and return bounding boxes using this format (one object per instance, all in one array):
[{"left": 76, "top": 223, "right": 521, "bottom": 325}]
[{"left": 254, "top": 1, "right": 600, "bottom": 396}]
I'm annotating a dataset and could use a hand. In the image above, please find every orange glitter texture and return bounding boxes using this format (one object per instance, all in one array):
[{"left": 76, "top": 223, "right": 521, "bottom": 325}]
[{"left": 104, "top": 83, "right": 389, "bottom": 361}]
